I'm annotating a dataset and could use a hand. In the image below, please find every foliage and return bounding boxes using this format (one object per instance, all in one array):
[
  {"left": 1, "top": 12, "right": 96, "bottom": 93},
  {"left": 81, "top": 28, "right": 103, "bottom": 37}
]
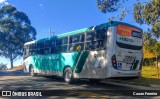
[
  {"left": 0, "top": 63, "right": 7, "bottom": 70},
  {"left": 97, "top": 0, "right": 120, "bottom": 13},
  {"left": 97, "top": 0, "right": 131, "bottom": 21},
  {"left": 97, "top": 0, "right": 160, "bottom": 38},
  {"left": 0, "top": 5, "right": 36, "bottom": 68},
  {"left": 133, "top": 0, "right": 160, "bottom": 38},
  {"left": 143, "top": 31, "right": 160, "bottom": 63}
]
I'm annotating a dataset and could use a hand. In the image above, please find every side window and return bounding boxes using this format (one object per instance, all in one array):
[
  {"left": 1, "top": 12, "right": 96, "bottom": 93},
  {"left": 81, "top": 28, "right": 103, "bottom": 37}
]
[
  {"left": 45, "top": 40, "right": 51, "bottom": 47},
  {"left": 51, "top": 39, "right": 56, "bottom": 46},
  {"left": 62, "top": 37, "right": 68, "bottom": 45},
  {"left": 51, "top": 46, "right": 60, "bottom": 53},
  {"left": 68, "top": 34, "right": 85, "bottom": 52},
  {"left": 73, "top": 35, "right": 80, "bottom": 43},
  {"left": 95, "top": 40, "right": 105, "bottom": 50},
  {"left": 85, "top": 32, "right": 95, "bottom": 51},
  {"left": 86, "top": 32, "right": 95, "bottom": 41},
  {"left": 37, "top": 41, "right": 44, "bottom": 48},
  {"left": 28, "top": 44, "right": 36, "bottom": 55},
  {"left": 37, "top": 48, "right": 44, "bottom": 54},
  {"left": 57, "top": 39, "right": 62, "bottom": 46},
  {"left": 80, "top": 34, "right": 84, "bottom": 42},
  {"left": 44, "top": 47, "right": 51, "bottom": 54},
  {"left": 85, "top": 41, "right": 95, "bottom": 50},
  {"left": 55, "top": 46, "right": 60, "bottom": 53},
  {"left": 96, "top": 29, "right": 106, "bottom": 40},
  {"left": 51, "top": 47, "right": 56, "bottom": 53},
  {"left": 85, "top": 28, "right": 106, "bottom": 51},
  {"left": 95, "top": 28, "right": 106, "bottom": 50},
  {"left": 61, "top": 45, "right": 67, "bottom": 52},
  {"left": 69, "top": 36, "right": 73, "bottom": 44}
]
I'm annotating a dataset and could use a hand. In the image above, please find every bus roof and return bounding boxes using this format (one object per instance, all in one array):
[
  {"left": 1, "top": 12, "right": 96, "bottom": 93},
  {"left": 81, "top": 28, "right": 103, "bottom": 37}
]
[{"left": 24, "top": 21, "right": 142, "bottom": 45}]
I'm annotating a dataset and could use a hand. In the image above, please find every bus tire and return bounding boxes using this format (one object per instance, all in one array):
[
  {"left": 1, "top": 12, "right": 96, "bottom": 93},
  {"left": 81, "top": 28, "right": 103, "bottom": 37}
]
[
  {"left": 30, "top": 66, "right": 37, "bottom": 77},
  {"left": 64, "top": 67, "right": 74, "bottom": 84}
]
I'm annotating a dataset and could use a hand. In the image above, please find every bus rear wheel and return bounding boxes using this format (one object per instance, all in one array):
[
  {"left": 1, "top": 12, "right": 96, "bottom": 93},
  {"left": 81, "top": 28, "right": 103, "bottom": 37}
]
[{"left": 64, "top": 67, "right": 74, "bottom": 84}]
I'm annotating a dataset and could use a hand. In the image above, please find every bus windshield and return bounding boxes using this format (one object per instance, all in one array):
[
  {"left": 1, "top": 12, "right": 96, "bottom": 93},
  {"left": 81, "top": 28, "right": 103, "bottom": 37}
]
[{"left": 116, "top": 24, "right": 142, "bottom": 50}]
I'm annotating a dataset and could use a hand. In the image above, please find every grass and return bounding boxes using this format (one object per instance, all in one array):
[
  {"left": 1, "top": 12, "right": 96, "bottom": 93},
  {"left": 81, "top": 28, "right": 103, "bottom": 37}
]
[{"left": 141, "top": 66, "right": 159, "bottom": 79}]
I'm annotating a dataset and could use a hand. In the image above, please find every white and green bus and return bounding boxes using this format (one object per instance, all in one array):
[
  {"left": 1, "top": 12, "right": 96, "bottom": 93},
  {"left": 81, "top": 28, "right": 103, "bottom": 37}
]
[{"left": 23, "top": 21, "right": 143, "bottom": 83}]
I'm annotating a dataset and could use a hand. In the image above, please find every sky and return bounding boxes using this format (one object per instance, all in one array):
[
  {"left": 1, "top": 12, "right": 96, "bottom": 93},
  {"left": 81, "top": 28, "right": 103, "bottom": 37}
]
[{"left": 0, "top": 0, "right": 149, "bottom": 68}]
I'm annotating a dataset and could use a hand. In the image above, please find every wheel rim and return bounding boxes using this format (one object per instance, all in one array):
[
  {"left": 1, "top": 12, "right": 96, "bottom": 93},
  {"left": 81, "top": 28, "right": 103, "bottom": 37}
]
[{"left": 65, "top": 70, "right": 72, "bottom": 82}]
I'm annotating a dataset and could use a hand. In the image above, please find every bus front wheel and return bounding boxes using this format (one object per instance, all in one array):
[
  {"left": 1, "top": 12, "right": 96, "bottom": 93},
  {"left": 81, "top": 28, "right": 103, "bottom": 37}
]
[
  {"left": 30, "top": 66, "right": 37, "bottom": 77},
  {"left": 64, "top": 67, "right": 74, "bottom": 84}
]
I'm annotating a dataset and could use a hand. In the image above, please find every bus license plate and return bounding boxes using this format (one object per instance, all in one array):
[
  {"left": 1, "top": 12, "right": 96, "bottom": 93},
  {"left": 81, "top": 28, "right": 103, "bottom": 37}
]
[{"left": 124, "top": 56, "right": 135, "bottom": 63}]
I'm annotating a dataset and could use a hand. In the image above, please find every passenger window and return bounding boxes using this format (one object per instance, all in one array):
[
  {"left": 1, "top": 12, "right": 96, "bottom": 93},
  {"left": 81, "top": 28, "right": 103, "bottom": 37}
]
[
  {"left": 62, "top": 37, "right": 68, "bottom": 45},
  {"left": 73, "top": 35, "right": 80, "bottom": 43},
  {"left": 51, "top": 47, "right": 56, "bottom": 53},
  {"left": 85, "top": 41, "right": 95, "bottom": 50},
  {"left": 51, "top": 39, "right": 56, "bottom": 46},
  {"left": 96, "top": 29, "right": 105, "bottom": 40},
  {"left": 86, "top": 32, "right": 95, "bottom": 41},
  {"left": 69, "top": 36, "right": 73, "bottom": 44},
  {"left": 95, "top": 40, "right": 105, "bottom": 50},
  {"left": 37, "top": 42, "right": 44, "bottom": 48},
  {"left": 80, "top": 34, "right": 84, "bottom": 42},
  {"left": 45, "top": 40, "right": 51, "bottom": 47},
  {"left": 45, "top": 47, "right": 51, "bottom": 54},
  {"left": 56, "top": 39, "right": 62, "bottom": 46},
  {"left": 69, "top": 43, "right": 84, "bottom": 52},
  {"left": 37, "top": 48, "right": 44, "bottom": 54},
  {"left": 61, "top": 45, "right": 67, "bottom": 52},
  {"left": 54, "top": 46, "right": 60, "bottom": 53}
]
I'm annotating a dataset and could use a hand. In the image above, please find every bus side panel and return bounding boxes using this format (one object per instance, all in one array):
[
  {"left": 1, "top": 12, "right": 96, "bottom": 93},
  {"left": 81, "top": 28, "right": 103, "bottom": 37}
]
[{"left": 25, "top": 52, "right": 81, "bottom": 76}]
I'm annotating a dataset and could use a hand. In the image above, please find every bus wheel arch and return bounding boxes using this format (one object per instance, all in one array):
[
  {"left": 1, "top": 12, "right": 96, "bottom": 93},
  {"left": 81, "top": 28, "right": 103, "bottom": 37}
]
[{"left": 63, "top": 66, "right": 74, "bottom": 84}]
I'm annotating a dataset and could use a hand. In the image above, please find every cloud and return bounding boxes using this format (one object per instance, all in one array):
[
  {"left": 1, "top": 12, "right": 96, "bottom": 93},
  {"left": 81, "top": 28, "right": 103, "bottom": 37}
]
[{"left": 0, "top": 0, "right": 9, "bottom": 5}]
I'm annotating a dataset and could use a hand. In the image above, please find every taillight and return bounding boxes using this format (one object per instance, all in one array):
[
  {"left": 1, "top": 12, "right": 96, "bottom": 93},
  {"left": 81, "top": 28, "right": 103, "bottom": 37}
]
[{"left": 112, "top": 54, "right": 117, "bottom": 69}]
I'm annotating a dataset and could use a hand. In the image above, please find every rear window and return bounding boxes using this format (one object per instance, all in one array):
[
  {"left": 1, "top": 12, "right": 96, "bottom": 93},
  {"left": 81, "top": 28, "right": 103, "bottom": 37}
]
[{"left": 132, "top": 31, "right": 142, "bottom": 38}]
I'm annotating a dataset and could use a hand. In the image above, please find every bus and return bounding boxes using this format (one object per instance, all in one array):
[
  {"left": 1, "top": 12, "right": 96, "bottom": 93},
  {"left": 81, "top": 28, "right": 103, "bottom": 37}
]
[{"left": 23, "top": 21, "right": 143, "bottom": 83}]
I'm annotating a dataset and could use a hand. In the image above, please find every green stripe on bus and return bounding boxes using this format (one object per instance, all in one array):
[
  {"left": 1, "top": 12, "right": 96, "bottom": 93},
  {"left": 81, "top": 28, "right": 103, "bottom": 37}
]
[{"left": 75, "top": 51, "right": 90, "bottom": 73}]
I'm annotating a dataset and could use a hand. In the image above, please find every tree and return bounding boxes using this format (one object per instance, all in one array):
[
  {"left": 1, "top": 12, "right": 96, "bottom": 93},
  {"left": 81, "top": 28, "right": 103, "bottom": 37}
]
[
  {"left": 97, "top": 0, "right": 160, "bottom": 38},
  {"left": 0, "top": 63, "right": 7, "bottom": 71},
  {"left": 97, "top": 0, "right": 132, "bottom": 21},
  {"left": 143, "top": 32, "right": 155, "bottom": 60},
  {"left": 150, "top": 42, "right": 160, "bottom": 78},
  {"left": 0, "top": 5, "right": 36, "bottom": 68},
  {"left": 134, "top": 0, "right": 160, "bottom": 38},
  {"left": 143, "top": 31, "right": 160, "bottom": 78}
]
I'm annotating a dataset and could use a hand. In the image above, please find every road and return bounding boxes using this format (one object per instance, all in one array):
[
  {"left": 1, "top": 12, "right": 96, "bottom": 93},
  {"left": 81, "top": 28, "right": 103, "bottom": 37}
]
[{"left": 0, "top": 70, "right": 160, "bottom": 99}]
